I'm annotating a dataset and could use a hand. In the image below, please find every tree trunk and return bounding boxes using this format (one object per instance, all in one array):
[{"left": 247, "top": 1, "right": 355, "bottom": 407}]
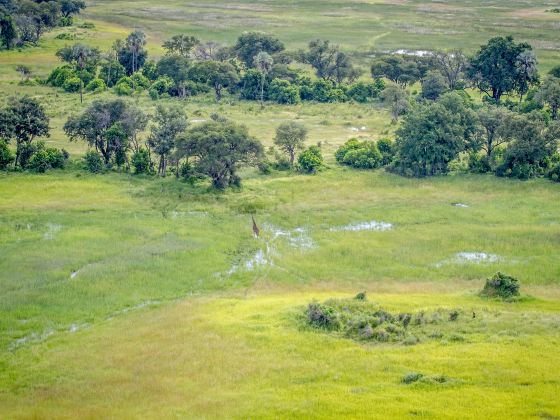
[
  {"left": 260, "top": 74, "right": 265, "bottom": 108},
  {"left": 289, "top": 151, "right": 295, "bottom": 166}
]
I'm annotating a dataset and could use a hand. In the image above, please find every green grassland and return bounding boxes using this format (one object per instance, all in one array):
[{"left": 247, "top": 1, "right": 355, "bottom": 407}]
[{"left": 1, "top": 0, "right": 560, "bottom": 418}]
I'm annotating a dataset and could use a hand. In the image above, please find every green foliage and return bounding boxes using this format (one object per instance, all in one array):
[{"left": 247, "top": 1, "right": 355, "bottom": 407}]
[
  {"left": 377, "top": 138, "right": 396, "bottom": 165},
  {"left": 273, "top": 121, "right": 307, "bottom": 166},
  {"left": 99, "top": 60, "right": 126, "bottom": 87},
  {"left": 47, "top": 65, "right": 77, "bottom": 88},
  {"left": 306, "top": 302, "right": 341, "bottom": 330},
  {"left": 268, "top": 78, "right": 300, "bottom": 104},
  {"left": 402, "top": 373, "right": 424, "bottom": 384},
  {"left": 131, "top": 148, "right": 151, "bottom": 174},
  {"left": 421, "top": 70, "right": 448, "bottom": 100},
  {"left": 114, "top": 79, "right": 133, "bottom": 96},
  {"left": 85, "top": 78, "right": 106, "bottom": 93},
  {"left": 62, "top": 76, "right": 82, "bottom": 92},
  {"left": 149, "top": 76, "right": 174, "bottom": 100},
  {"left": 346, "top": 79, "right": 385, "bottom": 103},
  {"left": 547, "top": 164, "right": 560, "bottom": 182},
  {"left": 234, "top": 32, "right": 284, "bottom": 67},
  {"left": 371, "top": 55, "right": 423, "bottom": 87},
  {"left": 298, "top": 145, "right": 323, "bottom": 173},
  {"left": 335, "top": 138, "right": 383, "bottom": 169},
  {"left": 0, "top": 139, "right": 14, "bottom": 169},
  {"left": 176, "top": 118, "right": 263, "bottom": 188},
  {"left": 84, "top": 150, "right": 103, "bottom": 173},
  {"left": 481, "top": 272, "right": 520, "bottom": 299}
]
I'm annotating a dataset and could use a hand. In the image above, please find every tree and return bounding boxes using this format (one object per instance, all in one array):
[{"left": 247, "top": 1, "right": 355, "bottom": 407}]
[
  {"left": 156, "top": 54, "right": 190, "bottom": 98},
  {"left": 476, "top": 105, "right": 514, "bottom": 158},
  {"left": 535, "top": 76, "right": 560, "bottom": 120},
  {"left": 497, "top": 113, "right": 558, "bottom": 179},
  {"left": 60, "top": 0, "right": 86, "bottom": 18},
  {"left": 120, "top": 105, "right": 148, "bottom": 153},
  {"left": 302, "top": 39, "right": 359, "bottom": 83},
  {"left": 514, "top": 50, "right": 539, "bottom": 101},
  {"left": 119, "top": 31, "right": 147, "bottom": 75},
  {"left": 0, "top": 96, "right": 49, "bottom": 168},
  {"left": 147, "top": 104, "right": 188, "bottom": 176},
  {"left": 15, "top": 64, "right": 32, "bottom": 82},
  {"left": 56, "top": 44, "right": 100, "bottom": 102},
  {"left": 0, "top": 12, "right": 16, "bottom": 49},
  {"left": 393, "top": 93, "right": 476, "bottom": 177},
  {"left": 188, "top": 61, "right": 239, "bottom": 101},
  {"left": 162, "top": 34, "right": 199, "bottom": 57},
  {"left": 64, "top": 99, "right": 135, "bottom": 165},
  {"left": 274, "top": 121, "right": 307, "bottom": 166},
  {"left": 468, "top": 36, "right": 538, "bottom": 102},
  {"left": 193, "top": 41, "right": 221, "bottom": 60},
  {"left": 253, "top": 51, "right": 273, "bottom": 107},
  {"left": 433, "top": 49, "right": 467, "bottom": 90},
  {"left": 177, "top": 117, "right": 263, "bottom": 188},
  {"left": 421, "top": 70, "right": 447, "bottom": 100},
  {"left": 234, "top": 32, "right": 284, "bottom": 67},
  {"left": 380, "top": 84, "right": 410, "bottom": 122},
  {"left": 371, "top": 55, "right": 421, "bottom": 87}
]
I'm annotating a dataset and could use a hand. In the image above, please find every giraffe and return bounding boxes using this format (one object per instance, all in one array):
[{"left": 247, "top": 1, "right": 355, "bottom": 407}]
[{"left": 252, "top": 215, "right": 260, "bottom": 238}]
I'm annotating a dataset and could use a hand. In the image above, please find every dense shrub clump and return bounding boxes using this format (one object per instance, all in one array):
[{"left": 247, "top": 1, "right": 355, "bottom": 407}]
[
  {"left": 335, "top": 139, "right": 383, "bottom": 169},
  {"left": 84, "top": 150, "right": 104, "bottom": 173},
  {"left": 298, "top": 145, "right": 323, "bottom": 173},
  {"left": 480, "top": 272, "right": 520, "bottom": 299}
]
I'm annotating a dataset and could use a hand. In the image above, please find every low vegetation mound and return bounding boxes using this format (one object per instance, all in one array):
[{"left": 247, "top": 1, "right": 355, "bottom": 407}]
[
  {"left": 304, "top": 296, "right": 467, "bottom": 344},
  {"left": 480, "top": 272, "right": 520, "bottom": 300}
]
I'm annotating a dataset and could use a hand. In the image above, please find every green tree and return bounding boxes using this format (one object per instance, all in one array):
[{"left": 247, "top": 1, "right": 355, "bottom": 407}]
[
  {"left": 274, "top": 121, "right": 307, "bottom": 166},
  {"left": 371, "top": 55, "right": 421, "bottom": 87},
  {"left": 0, "top": 96, "right": 49, "bottom": 169},
  {"left": 380, "top": 84, "right": 410, "bottom": 122},
  {"left": 56, "top": 43, "right": 100, "bottom": 102},
  {"left": 535, "top": 76, "right": 560, "bottom": 120},
  {"left": 176, "top": 117, "right": 263, "bottom": 188},
  {"left": 162, "top": 34, "right": 199, "bottom": 58},
  {"left": 476, "top": 105, "right": 514, "bottom": 158},
  {"left": 0, "top": 139, "right": 14, "bottom": 169},
  {"left": 64, "top": 99, "right": 136, "bottom": 165},
  {"left": 468, "top": 36, "right": 538, "bottom": 102},
  {"left": 147, "top": 104, "right": 188, "bottom": 176},
  {"left": 433, "top": 49, "right": 467, "bottom": 90},
  {"left": 156, "top": 54, "right": 190, "bottom": 98},
  {"left": 421, "top": 70, "right": 447, "bottom": 100},
  {"left": 394, "top": 93, "right": 476, "bottom": 177},
  {"left": 234, "top": 32, "right": 284, "bottom": 67},
  {"left": 0, "top": 12, "right": 16, "bottom": 49},
  {"left": 302, "top": 39, "right": 359, "bottom": 83},
  {"left": 189, "top": 61, "right": 239, "bottom": 101},
  {"left": 60, "top": 0, "right": 86, "bottom": 18},
  {"left": 118, "top": 31, "right": 147, "bottom": 75}
]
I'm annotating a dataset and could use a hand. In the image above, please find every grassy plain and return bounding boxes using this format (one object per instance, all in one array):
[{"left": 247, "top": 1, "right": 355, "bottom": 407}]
[{"left": 1, "top": 0, "right": 560, "bottom": 418}]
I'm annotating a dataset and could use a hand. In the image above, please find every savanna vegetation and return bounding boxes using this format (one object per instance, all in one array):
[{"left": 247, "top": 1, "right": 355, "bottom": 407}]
[{"left": 1, "top": 0, "right": 560, "bottom": 418}]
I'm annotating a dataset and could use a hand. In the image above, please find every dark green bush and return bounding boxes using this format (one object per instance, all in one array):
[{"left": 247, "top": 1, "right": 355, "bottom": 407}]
[
  {"left": 85, "top": 78, "right": 106, "bottom": 93},
  {"left": 335, "top": 139, "right": 383, "bottom": 169},
  {"left": 131, "top": 148, "right": 151, "bottom": 174},
  {"left": 481, "top": 272, "right": 520, "bottom": 299},
  {"left": 547, "top": 164, "right": 560, "bottom": 183},
  {"left": 306, "top": 302, "right": 341, "bottom": 330},
  {"left": 269, "top": 79, "right": 300, "bottom": 104},
  {"left": 402, "top": 372, "right": 424, "bottom": 384},
  {"left": 63, "top": 77, "right": 82, "bottom": 93},
  {"left": 84, "top": 150, "right": 104, "bottom": 173},
  {"left": 0, "top": 140, "right": 14, "bottom": 169},
  {"left": 354, "top": 291, "right": 367, "bottom": 301}
]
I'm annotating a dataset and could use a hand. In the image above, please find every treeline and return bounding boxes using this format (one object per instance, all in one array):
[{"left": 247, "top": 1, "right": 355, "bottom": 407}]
[
  {"left": 43, "top": 31, "right": 385, "bottom": 104},
  {"left": 0, "top": 95, "right": 324, "bottom": 188},
  {"left": 0, "top": 0, "right": 85, "bottom": 48}
]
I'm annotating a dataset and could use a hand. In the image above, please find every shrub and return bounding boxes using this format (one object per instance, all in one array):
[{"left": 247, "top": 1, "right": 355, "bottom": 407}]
[
  {"left": 481, "top": 272, "right": 520, "bottom": 299},
  {"left": 85, "top": 78, "right": 106, "bottom": 93},
  {"left": 403, "top": 335, "right": 420, "bottom": 346},
  {"left": 377, "top": 138, "right": 395, "bottom": 165},
  {"left": 402, "top": 373, "right": 424, "bottom": 384},
  {"left": 346, "top": 80, "right": 384, "bottom": 103},
  {"left": 27, "top": 150, "right": 51, "bottom": 173},
  {"left": 115, "top": 82, "right": 133, "bottom": 96},
  {"left": 47, "top": 66, "right": 76, "bottom": 87},
  {"left": 131, "top": 72, "right": 151, "bottom": 89},
  {"left": 131, "top": 148, "right": 151, "bottom": 174},
  {"left": 336, "top": 139, "right": 383, "bottom": 169},
  {"left": 62, "top": 77, "right": 82, "bottom": 93},
  {"left": 269, "top": 79, "right": 300, "bottom": 104},
  {"left": 547, "top": 164, "right": 560, "bottom": 182},
  {"left": 0, "top": 140, "right": 15, "bottom": 169},
  {"left": 84, "top": 150, "right": 104, "bottom": 173},
  {"left": 306, "top": 302, "right": 341, "bottom": 330},
  {"left": 149, "top": 76, "right": 174, "bottom": 100},
  {"left": 354, "top": 291, "right": 367, "bottom": 301},
  {"left": 298, "top": 145, "right": 323, "bottom": 173}
]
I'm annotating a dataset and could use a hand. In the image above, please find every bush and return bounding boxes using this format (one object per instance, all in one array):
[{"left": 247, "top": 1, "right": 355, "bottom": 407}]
[
  {"left": 84, "top": 150, "right": 104, "bottom": 173},
  {"left": 115, "top": 82, "right": 133, "bottom": 96},
  {"left": 346, "top": 80, "right": 385, "bottom": 103},
  {"left": 131, "top": 72, "right": 151, "bottom": 89},
  {"left": 298, "top": 145, "right": 323, "bottom": 173},
  {"left": 149, "top": 76, "right": 174, "bottom": 100},
  {"left": 547, "top": 164, "right": 560, "bottom": 182},
  {"left": 268, "top": 79, "right": 300, "bottom": 104},
  {"left": 131, "top": 148, "right": 151, "bottom": 174},
  {"left": 85, "top": 78, "right": 106, "bottom": 93},
  {"left": 481, "top": 272, "right": 520, "bottom": 299},
  {"left": 62, "top": 77, "right": 82, "bottom": 93},
  {"left": 0, "top": 140, "right": 15, "bottom": 169},
  {"left": 335, "top": 139, "right": 383, "bottom": 169},
  {"left": 27, "top": 150, "right": 51, "bottom": 173},
  {"left": 468, "top": 152, "right": 492, "bottom": 173},
  {"left": 47, "top": 66, "right": 76, "bottom": 88},
  {"left": 402, "top": 372, "right": 424, "bottom": 384},
  {"left": 377, "top": 138, "right": 395, "bottom": 165},
  {"left": 354, "top": 291, "right": 367, "bottom": 301},
  {"left": 306, "top": 302, "right": 341, "bottom": 330}
]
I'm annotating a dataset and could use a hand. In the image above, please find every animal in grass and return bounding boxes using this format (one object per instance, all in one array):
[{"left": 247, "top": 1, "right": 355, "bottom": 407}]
[{"left": 252, "top": 215, "right": 260, "bottom": 238}]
